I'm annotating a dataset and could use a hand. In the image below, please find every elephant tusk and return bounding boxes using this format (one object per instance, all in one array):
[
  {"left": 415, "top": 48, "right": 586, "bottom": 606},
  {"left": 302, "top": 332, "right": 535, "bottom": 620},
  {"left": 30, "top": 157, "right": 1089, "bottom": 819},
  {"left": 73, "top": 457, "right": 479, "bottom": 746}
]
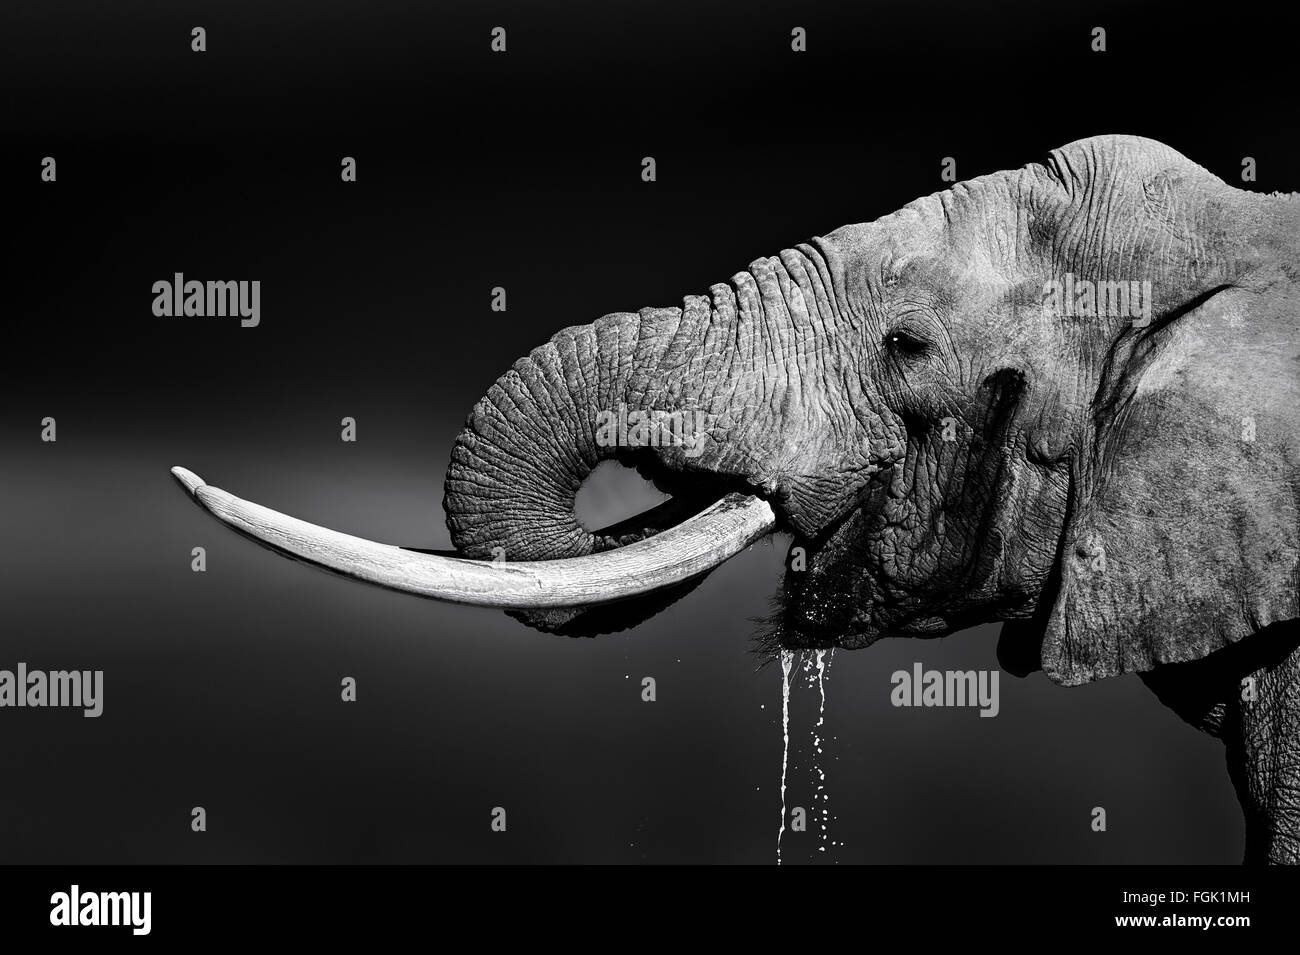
[{"left": 169, "top": 467, "right": 776, "bottom": 608}]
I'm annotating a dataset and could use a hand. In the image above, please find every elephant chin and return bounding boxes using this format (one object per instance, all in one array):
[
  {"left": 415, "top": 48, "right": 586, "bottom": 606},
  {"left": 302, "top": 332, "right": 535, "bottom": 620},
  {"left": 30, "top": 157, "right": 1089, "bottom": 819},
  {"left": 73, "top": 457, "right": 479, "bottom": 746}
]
[{"left": 169, "top": 466, "right": 777, "bottom": 611}]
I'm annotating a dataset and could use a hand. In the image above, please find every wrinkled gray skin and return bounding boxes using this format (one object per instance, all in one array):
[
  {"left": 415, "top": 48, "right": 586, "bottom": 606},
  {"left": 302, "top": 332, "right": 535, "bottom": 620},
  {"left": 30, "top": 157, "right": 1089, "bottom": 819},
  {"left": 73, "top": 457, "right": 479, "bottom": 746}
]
[{"left": 444, "top": 136, "right": 1300, "bottom": 863}]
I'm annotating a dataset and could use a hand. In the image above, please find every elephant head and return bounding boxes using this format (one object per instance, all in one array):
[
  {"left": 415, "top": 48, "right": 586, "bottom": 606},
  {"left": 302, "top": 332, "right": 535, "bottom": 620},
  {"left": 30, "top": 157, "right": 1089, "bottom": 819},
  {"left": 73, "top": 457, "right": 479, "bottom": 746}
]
[{"left": 174, "top": 134, "right": 1300, "bottom": 861}]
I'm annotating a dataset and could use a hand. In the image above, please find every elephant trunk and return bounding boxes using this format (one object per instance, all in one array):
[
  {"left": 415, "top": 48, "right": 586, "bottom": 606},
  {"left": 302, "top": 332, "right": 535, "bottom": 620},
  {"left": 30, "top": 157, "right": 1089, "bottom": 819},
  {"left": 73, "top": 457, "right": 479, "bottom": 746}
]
[
  {"left": 443, "top": 309, "right": 686, "bottom": 562},
  {"left": 167, "top": 293, "right": 782, "bottom": 610},
  {"left": 168, "top": 248, "right": 856, "bottom": 611},
  {"left": 445, "top": 243, "right": 854, "bottom": 566}
]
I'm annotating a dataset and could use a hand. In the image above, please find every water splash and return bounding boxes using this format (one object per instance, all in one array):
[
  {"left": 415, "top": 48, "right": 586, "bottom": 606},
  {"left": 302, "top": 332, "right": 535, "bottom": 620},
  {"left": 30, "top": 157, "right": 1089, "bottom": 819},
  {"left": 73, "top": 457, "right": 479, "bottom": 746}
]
[
  {"left": 776, "top": 649, "right": 794, "bottom": 865},
  {"left": 809, "top": 649, "right": 833, "bottom": 853}
]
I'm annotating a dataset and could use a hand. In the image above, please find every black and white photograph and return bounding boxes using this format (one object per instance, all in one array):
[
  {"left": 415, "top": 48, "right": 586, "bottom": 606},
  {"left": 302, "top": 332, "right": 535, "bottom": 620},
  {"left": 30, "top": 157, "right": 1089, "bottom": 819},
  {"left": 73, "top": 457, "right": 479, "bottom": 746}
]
[{"left": 2, "top": 0, "right": 1294, "bottom": 938}]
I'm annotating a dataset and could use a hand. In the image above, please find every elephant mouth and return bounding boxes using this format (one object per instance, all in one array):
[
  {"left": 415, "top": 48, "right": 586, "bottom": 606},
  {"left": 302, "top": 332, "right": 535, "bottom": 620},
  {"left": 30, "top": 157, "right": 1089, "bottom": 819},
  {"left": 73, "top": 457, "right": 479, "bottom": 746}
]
[
  {"left": 761, "top": 461, "right": 961, "bottom": 654},
  {"left": 169, "top": 465, "right": 778, "bottom": 610}
]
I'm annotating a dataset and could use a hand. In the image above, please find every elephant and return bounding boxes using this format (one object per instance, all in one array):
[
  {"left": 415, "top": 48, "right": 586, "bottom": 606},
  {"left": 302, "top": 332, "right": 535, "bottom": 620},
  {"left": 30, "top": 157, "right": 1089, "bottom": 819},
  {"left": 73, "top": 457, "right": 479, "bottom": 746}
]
[{"left": 173, "top": 134, "right": 1300, "bottom": 864}]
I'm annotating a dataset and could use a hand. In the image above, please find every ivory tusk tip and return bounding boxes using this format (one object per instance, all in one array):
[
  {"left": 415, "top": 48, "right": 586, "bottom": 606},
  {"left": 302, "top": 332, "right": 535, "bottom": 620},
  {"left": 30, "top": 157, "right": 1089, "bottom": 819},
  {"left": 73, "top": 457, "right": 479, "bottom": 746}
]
[{"left": 171, "top": 466, "right": 206, "bottom": 495}]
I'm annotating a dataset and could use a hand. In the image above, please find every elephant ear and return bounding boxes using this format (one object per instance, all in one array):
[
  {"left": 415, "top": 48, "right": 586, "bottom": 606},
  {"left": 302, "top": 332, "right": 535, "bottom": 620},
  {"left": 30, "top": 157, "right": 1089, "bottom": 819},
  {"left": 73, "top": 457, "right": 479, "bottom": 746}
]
[{"left": 1040, "top": 283, "right": 1300, "bottom": 686}]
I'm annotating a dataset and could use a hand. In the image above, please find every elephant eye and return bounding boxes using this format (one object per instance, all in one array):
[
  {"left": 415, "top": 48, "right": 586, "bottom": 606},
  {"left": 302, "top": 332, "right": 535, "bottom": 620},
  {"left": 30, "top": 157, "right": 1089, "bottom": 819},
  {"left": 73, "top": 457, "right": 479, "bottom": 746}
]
[{"left": 885, "top": 329, "right": 930, "bottom": 357}]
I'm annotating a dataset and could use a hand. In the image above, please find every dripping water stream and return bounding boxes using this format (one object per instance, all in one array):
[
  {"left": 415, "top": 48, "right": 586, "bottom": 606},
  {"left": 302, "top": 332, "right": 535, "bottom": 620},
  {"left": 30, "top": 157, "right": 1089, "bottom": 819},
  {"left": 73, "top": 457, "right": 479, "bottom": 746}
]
[
  {"left": 776, "top": 650, "right": 793, "bottom": 865},
  {"left": 810, "top": 649, "right": 832, "bottom": 853},
  {"left": 776, "top": 648, "right": 835, "bottom": 864}
]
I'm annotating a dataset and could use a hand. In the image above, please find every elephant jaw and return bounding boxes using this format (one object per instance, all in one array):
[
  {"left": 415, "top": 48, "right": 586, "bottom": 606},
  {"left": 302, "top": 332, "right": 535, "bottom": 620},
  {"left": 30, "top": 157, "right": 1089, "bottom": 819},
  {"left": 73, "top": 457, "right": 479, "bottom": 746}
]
[{"left": 170, "top": 467, "right": 776, "bottom": 608}]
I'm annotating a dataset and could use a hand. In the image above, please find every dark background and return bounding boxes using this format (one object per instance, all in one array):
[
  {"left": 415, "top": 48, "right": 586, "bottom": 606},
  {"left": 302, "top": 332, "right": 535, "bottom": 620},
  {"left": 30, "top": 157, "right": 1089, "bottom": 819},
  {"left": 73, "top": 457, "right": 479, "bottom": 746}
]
[{"left": 1, "top": 0, "right": 1293, "bottom": 863}]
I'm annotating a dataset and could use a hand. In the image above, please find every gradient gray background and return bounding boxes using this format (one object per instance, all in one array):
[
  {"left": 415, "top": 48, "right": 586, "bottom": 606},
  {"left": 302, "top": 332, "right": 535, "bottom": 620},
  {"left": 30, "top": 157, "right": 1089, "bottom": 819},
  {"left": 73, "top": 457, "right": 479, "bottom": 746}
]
[{"left": 3, "top": 0, "right": 1292, "bottom": 862}]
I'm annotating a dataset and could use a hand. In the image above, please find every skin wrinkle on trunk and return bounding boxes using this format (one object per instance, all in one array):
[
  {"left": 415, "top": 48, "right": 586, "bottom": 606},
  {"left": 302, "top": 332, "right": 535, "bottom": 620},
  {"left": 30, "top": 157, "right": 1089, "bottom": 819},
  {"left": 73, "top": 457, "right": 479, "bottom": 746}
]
[
  {"left": 447, "top": 294, "right": 722, "bottom": 562},
  {"left": 443, "top": 242, "right": 891, "bottom": 569},
  {"left": 447, "top": 317, "right": 638, "bottom": 560}
]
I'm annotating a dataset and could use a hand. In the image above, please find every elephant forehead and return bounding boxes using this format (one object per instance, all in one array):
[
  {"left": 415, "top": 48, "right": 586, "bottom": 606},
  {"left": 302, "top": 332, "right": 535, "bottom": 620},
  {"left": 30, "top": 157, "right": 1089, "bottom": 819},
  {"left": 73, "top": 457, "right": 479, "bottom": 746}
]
[{"left": 819, "top": 200, "right": 943, "bottom": 267}]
